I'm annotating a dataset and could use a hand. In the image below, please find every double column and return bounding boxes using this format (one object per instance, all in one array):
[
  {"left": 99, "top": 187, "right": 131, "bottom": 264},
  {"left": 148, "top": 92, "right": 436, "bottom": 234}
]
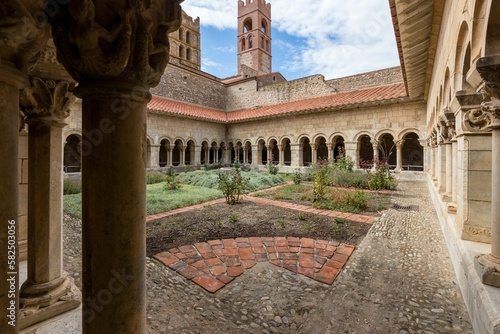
[
  {"left": 49, "top": 1, "right": 182, "bottom": 332},
  {"left": 0, "top": 2, "right": 50, "bottom": 332},
  {"left": 19, "top": 78, "right": 81, "bottom": 328}
]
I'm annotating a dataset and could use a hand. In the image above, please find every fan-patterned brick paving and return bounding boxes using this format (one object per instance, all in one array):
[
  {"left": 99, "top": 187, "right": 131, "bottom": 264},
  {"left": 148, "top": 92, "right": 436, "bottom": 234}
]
[{"left": 153, "top": 237, "right": 355, "bottom": 293}]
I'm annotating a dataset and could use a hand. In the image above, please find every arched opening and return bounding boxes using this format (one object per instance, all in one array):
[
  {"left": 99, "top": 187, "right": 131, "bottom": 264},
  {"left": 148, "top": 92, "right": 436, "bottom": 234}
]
[
  {"left": 186, "top": 31, "right": 191, "bottom": 44},
  {"left": 146, "top": 139, "right": 152, "bottom": 168},
  {"left": 266, "top": 40, "right": 270, "bottom": 52},
  {"left": 245, "top": 142, "right": 252, "bottom": 164},
  {"left": 315, "top": 137, "right": 328, "bottom": 161},
  {"left": 159, "top": 139, "right": 170, "bottom": 167},
  {"left": 173, "top": 140, "right": 183, "bottom": 166},
  {"left": 186, "top": 48, "right": 192, "bottom": 61},
  {"left": 210, "top": 142, "right": 217, "bottom": 164},
  {"left": 261, "top": 36, "right": 265, "bottom": 49},
  {"left": 485, "top": 1, "right": 500, "bottom": 56},
  {"left": 234, "top": 142, "right": 243, "bottom": 164},
  {"left": 402, "top": 132, "right": 424, "bottom": 171},
  {"left": 64, "top": 134, "right": 81, "bottom": 173},
  {"left": 178, "top": 27, "right": 183, "bottom": 41},
  {"left": 281, "top": 138, "right": 291, "bottom": 166},
  {"left": 241, "top": 38, "right": 246, "bottom": 51},
  {"left": 248, "top": 35, "right": 253, "bottom": 49},
  {"left": 269, "top": 139, "right": 279, "bottom": 164},
  {"left": 179, "top": 45, "right": 184, "bottom": 58},
  {"left": 259, "top": 139, "right": 267, "bottom": 164},
  {"left": 301, "top": 138, "right": 312, "bottom": 166},
  {"left": 261, "top": 19, "right": 268, "bottom": 34},
  {"left": 186, "top": 140, "right": 195, "bottom": 165},
  {"left": 359, "top": 135, "right": 373, "bottom": 168},
  {"left": 243, "top": 18, "right": 252, "bottom": 33},
  {"left": 378, "top": 134, "right": 396, "bottom": 168},
  {"left": 462, "top": 44, "right": 472, "bottom": 89},
  {"left": 201, "top": 141, "right": 209, "bottom": 165},
  {"left": 333, "top": 136, "right": 345, "bottom": 161},
  {"left": 218, "top": 142, "right": 224, "bottom": 164}
]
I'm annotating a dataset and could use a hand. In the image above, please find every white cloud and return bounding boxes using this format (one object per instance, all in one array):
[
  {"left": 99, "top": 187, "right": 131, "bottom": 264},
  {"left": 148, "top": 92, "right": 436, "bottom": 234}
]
[{"left": 182, "top": 0, "right": 400, "bottom": 78}]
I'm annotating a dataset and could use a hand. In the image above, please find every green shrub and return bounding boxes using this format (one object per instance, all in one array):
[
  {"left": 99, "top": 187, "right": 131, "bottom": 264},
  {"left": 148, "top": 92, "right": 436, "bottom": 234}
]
[
  {"left": 311, "top": 160, "right": 331, "bottom": 202},
  {"left": 292, "top": 170, "right": 302, "bottom": 185},
  {"left": 346, "top": 190, "right": 368, "bottom": 210},
  {"left": 63, "top": 178, "right": 81, "bottom": 195},
  {"left": 164, "top": 169, "right": 182, "bottom": 190},
  {"left": 332, "top": 148, "right": 354, "bottom": 172},
  {"left": 331, "top": 170, "right": 370, "bottom": 189},
  {"left": 218, "top": 168, "right": 249, "bottom": 204},
  {"left": 368, "top": 161, "right": 397, "bottom": 190},
  {"left": 146, "top": 171, "right": 165, "bottom": 184},
  {"left": 266, "top": 160, "right": 279, "bottom": 175}
]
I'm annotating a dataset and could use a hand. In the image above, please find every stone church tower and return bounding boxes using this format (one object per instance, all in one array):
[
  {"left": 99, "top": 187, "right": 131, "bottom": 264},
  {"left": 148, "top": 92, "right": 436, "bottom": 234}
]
[
  {"left": 237, "top": 0, "right": 272, "bottom": 76},
  {"left": 169, "top": 11, "right": 201, "bottom": 71}
]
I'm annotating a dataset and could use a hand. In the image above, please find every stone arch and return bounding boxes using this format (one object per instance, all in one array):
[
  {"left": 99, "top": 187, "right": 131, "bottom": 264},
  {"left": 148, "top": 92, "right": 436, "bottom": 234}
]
[
  {"left": 258, "top": 138, "right": 267, "bottom": 164},
  {"left": 331, "top": 135, "right": 346, "bottom": 161},
  {"left": 234, "top": 141, "right": 244, "bottom": 164},
  {"left": 443, "top": 68, "right": 451, "bottom": 110},
  {"left": 172, "top": 139, "right": 184, "bottom": 166},
  {"left": 201, "top": 140, "right": 209, "bottom": 165},
  {"left": 240, "top": 37, "right": 246, "bottom": 51},
  {"left": 261, "top": 19, "right": 268, "bottom": 34},
  {"left": 248, "top": 34, "right": 254, "bottom": 48},
  {"left": 454, "top": 21, "right": 472, "bottom": 91},
  {"left": 159, "top": 138, "right": 171, "bottom": 167},
  {"left": 401, "top": 132, "right": 424, "bottom": 171},
  {"left": 280, "top": 137, "right": 292, "bottom": 166},
  {"left": 374, "top": 129, "right": 397, "bottom": 142},
  {"left": 186, "top": 140, "right": 195, "bottom": 166},
  {"left": 353, "top": 131, "right": 374, "bottom": 142},
  {"left": 358, "top": 134, "right": 374, "bottom": 168},
  {"left": 377, "top": 133, "right": 396, "bottom": 167},
  {"left": 64, "top": 134, "right": 82, "bottom": 173},
  {"left": 179, "top": 44, "right": 184, "bottom": 58},
  {"left": 209, "top": 141, "right": 218, "bottom": 164},
  {"left": 268, "top": 138, "right": 279, "bottom": 164},
  {"left": 186, "top": 48, "right": 192, "bottom": 61},
  {"left": 244, "top": 140, "right": 252, "bottom": 164},
  {"left": 243, "top": 17, "right": 253, "bottom": 33},
  {"left": 485, "top": 0, "right": 500, "bottom": 56},
  {"left": 255, "top": 136, "right": 266, "bottom": 146},
  {"left": 299, "top": 136, "right": 312, "bottom": 166},
  {"left": 186, "top": 30, "right": 191, "bottom": 44},
  {"left": 398, "top": 128, "right": 424, "bottom": 141},
  {"left": 314, "top": 136, "right": 328, "bottom": 162},
  {"left": 471, "top": 0, "right": 488, "bottom": 62},
  {"left": 227, "top": 142, "right": 235, "bottom": 164}
]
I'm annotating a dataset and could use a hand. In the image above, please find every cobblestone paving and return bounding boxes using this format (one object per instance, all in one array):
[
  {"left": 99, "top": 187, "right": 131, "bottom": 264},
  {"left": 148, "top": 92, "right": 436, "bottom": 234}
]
[{"left": 145, "top": 179, "right": 472, "bottom": 333}]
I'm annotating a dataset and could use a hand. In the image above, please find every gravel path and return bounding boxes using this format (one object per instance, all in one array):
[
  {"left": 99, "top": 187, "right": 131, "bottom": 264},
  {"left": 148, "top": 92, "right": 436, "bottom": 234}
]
[{"left": 63, "top": 179, "right": 473, "bottom": 333}]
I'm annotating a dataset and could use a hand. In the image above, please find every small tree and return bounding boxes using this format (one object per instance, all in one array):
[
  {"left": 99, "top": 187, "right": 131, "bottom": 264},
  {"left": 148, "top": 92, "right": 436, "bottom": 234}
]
[
  {"left": 266, "top": 154, "right": 279, "bottom": 175},
  {"left": 217, "top": 168, "right": 249, "bottom": 204}
]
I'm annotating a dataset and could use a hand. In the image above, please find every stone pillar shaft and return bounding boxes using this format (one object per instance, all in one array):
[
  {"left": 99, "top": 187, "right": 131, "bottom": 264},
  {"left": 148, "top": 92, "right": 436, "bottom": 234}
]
[
  {"left": 151, "top": 145, "right": 160, "bottom": 168},
  {"left": 0, "top": 76, "right": 22, "bottom": 334},
  {"left": 395, "top": 141, "right": 404, "bottom": 172},
  {"left": 452, "top": 141, "right": 458, "bottom": 202},
  {"left": 251, "top": 146, "right": 259, "bottom": 166},
  {"left": 445, "top": 143, "right": 453, "bottom": 197},
  {"left": 437, "top": 144, "right": 446, "bottom": 192},
  {"left": 79, "top": 86, "right": 147, "bottom": 333}
]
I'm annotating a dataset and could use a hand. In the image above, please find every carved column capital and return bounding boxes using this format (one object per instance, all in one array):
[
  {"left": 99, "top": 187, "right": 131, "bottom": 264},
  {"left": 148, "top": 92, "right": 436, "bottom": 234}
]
[
  {"left": 0, "top": 1, "right": 50, "bottom": 75},
  {"left": 20, "top": 77, "right": 76, "bottom": 125},
  {"left": 50, "top": 0, "right": 182, "bottom": 90},
  {"left": 395, "top": 139, "right": 405, "bottom": 150},
  {"left": 439, "top": 111, "right": 456, "bottom": 143}
]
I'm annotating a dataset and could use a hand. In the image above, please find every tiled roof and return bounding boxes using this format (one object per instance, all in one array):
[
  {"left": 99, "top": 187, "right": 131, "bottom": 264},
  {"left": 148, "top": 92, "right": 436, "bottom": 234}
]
[
  {"left": 228, "top": 82, "right": 407, "bottom": 122},
  {"left": 147, "top": 82, "right": 407, "bottom": 123},
  {"left": 148, "top": 97, "right": 227, "bottom": 122}
]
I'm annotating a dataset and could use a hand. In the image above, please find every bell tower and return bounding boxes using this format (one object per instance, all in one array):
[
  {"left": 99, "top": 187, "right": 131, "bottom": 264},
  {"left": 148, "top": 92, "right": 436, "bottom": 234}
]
[{"left": 237, "top": 0, "right": 272, "bottom": 76}]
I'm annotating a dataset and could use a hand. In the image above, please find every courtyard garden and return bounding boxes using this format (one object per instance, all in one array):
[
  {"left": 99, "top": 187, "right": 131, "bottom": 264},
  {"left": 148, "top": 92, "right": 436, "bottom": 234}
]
[{"left": 63, "top": 156, "right": 396, "bottom": 258}]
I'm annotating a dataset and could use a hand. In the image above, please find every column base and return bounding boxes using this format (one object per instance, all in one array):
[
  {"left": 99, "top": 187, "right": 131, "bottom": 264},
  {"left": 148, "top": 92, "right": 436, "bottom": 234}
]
[
  {"left": 475, "top": 254, "right": 500, "bottom": 288},
  {"left": 441, "top": 193, "right": 452, "bottom": 202},
  {"left": 446, "top": 202, "right": 457, "bottom": 214},
  {"left": 19, "top": 273, "right": 81, "bottom": 329}
]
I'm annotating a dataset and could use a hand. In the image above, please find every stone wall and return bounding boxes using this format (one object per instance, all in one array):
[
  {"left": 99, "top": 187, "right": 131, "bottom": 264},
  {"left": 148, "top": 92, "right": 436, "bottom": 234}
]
[
  {"left": 226, "top": 74, "right": 337, "bottom": 111},
  {"left": 326, "top": 67, "right": 403, "bottom": 92},
  {"left": 18, "top": 131, "right": 28, "bottom": 261},
  {"left": 151, "top": 64, "right": 227, "bottom": 110}
]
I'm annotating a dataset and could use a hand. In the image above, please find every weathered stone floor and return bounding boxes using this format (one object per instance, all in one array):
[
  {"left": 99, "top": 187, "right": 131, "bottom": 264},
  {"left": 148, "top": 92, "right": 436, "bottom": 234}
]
[
  {"left": 145, "top": 178, "right": 472, "bottom": 333},
  {"left": 60, "top": 178, "right": 473, "bottom": 333}
]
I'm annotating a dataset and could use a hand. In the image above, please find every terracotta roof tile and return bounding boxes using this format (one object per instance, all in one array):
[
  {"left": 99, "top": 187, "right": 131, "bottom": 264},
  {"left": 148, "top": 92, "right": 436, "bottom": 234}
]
[
  {"left": 227, "top": 82, "right": 407, "bottom": 122},
  {"left": 148, "top": 96, "right": 227, "bottom": 122},
  {"left": 147, "top": 82, "right": 407, "bottom": 123}
]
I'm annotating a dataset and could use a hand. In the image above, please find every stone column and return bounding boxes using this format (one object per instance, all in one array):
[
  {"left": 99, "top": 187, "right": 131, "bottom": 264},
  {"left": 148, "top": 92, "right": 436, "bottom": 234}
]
[
  {"left": 452, "top": 138, "right": 458, "bottom": 202},
  {"left": 343, "top": 141, "right": 358, "bottom": 169},
  {"left": 151, "top": 145, "right": 161, "bottom": 168},
  {"left": 168, "top": 146, "right": 174, "bottom": 167},
  {"left": 192, "top": 145, "right": 200, "bottom": 166},
  {"left": 371, "top": 139, "right": 379, "bottom": 169},
  {"left": 327, "top": 143, "right": 334, "bottom": 161},
  {"left": 395, "top": 140, "right": 404, "bottom": 172},
  {"left": 19, "top": 78, "right": 81, "bottom": 329},
  {"left": 179, "top": 145, "right": 186, "bottom": 166},
  {"left": 204, "top": 146, "right": 209, "bottom": 165},
  {"left": 214, "top": 145, "right": 219, "bottom": 163},
  {"left": 437, "top": 139, "right": 446, "bottom": 193},
  {"left": 311, "top": 143, "right": 318, "bottom": 164},
  {"left": 278, "top": 145, "right": 285, "bottom": 166},
  {"left": 474, "top": 56, "right": 500, "bottom": 287},
  {"left": 257, "top": 144, "right": 264, "bottom": 165},
  {"left": 50, "top": 1, "right": 182, "bottom": 333},
  {"left": 252, "top": 145, "right": 259, "bottom": 166},
  {"left": 0, "top": 67, "right": 26, "bottom": 334},
  {"left": 0, "top": 3, "right": 49, "bottom": 332},
  {"left": 455, "top": 91, "right": 491, "bottom": 242},
  {"left": 290, "top": 144, "right": 301, "bottom": 167}
]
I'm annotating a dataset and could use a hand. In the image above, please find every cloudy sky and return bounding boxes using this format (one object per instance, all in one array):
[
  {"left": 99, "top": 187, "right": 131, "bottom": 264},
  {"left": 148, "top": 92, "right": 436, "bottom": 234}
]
[{"left": 182, "top": 0, "right": 401, "bottom": 80}]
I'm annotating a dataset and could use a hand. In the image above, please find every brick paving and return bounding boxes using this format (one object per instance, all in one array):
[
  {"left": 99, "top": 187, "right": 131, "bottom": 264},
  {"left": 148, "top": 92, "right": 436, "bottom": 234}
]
[{"left": 154, "top": 237, "right": 355, "bottom": 293}]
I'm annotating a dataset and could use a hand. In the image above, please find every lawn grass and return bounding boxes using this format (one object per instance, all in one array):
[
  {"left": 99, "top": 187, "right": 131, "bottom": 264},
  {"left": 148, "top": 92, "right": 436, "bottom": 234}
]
[{"left": 63, "top": 170, "right": 285, "bottom": 219}]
